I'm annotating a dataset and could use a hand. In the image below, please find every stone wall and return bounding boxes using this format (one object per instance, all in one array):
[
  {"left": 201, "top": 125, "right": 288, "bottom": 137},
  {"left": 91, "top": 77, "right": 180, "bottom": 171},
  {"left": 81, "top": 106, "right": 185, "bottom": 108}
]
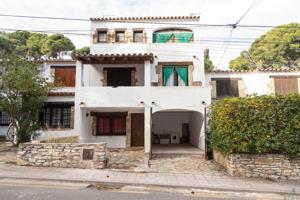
[
  {"left": 214, "top": 151, "right": 300, "bottom": 180},
  {"left": 17, "top": 143, "right": 106, "bottom": 169}
]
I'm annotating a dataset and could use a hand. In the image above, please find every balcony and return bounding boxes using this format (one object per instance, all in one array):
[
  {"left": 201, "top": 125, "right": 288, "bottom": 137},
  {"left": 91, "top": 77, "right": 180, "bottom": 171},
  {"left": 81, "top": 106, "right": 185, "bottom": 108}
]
[{"left": 77, "top": 86, "right": 210, "bottom": 112}]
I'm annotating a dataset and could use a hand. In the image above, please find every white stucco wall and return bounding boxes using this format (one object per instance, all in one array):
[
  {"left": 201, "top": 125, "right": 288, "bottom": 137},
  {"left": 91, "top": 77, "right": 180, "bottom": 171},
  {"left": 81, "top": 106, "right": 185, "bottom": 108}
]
[{"left": 189, "top": 112, "right": 204, "bottom": 149}]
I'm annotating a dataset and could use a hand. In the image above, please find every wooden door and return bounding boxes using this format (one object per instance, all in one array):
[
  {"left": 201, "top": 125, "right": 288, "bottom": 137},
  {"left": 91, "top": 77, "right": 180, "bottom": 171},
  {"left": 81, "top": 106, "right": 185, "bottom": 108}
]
[{"left": 131, "top": 113, "right": 144, "bottom": 146}]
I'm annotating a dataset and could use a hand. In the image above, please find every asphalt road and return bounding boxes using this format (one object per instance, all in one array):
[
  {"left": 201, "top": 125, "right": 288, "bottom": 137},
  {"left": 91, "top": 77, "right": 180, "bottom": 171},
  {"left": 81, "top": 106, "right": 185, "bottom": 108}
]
[
  {"left": 0, "top": 179, "right": 296, "bottom": 200},
  {"left": 0, "top": 184, "right": 257, "bottom": 200}
]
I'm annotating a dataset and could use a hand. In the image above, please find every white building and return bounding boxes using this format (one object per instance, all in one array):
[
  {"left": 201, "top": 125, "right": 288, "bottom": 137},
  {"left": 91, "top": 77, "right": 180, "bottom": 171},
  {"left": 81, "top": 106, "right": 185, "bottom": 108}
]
[{"left": 74, "top": 16, "right": 210, "bottom": 154}]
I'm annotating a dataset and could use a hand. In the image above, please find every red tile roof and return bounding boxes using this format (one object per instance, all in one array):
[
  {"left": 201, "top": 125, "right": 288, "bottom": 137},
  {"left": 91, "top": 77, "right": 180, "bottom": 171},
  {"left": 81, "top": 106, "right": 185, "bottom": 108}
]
[
  {"left": 209, "top": 68, "right": 300, "bottom": 73},
  {"left": 90, "top": 15, "right": 200, "bottom": 21},
  {"left": 48, "top": 92, "right": 75, "bottom": 96}
]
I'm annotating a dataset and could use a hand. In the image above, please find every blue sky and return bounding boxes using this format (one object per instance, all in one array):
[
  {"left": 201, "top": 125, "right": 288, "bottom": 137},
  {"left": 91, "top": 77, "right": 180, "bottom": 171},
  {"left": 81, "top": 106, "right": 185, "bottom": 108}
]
[{"left": 0, "top": 0, "right": 299, "bottom": 68}]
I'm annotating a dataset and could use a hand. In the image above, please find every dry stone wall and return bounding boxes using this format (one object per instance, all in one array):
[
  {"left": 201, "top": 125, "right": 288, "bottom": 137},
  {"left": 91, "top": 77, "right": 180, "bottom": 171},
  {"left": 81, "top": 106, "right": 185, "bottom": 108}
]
[
  {"left": 17, "top": 143, "right": 106, "bottom": 169},
  {"left": 214, "top": 151, "right": 300, "bottom": 180}
]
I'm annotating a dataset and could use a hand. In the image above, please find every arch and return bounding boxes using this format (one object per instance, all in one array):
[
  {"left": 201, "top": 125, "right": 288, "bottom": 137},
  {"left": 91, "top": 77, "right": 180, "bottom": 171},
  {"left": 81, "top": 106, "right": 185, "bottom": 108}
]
[{"left": 151, "top": 109, "right": 205, "bottom": 150}]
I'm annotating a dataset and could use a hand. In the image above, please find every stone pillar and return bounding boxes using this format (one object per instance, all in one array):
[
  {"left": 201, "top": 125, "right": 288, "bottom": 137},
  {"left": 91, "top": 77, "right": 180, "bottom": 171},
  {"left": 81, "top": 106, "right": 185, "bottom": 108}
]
[
  {"left": 126, "top": 112, "right": 131, "bottom": 147},
  {"left": 144, "top": 60, "right": 151, "bottom": 87},
  {"left": 298, "top": 78, "right": 300, "bottom": 93},
  {"left": 144, "top": 106, "right": 151, "bottom": 154},
  {"left": 211, "top": 80, "right": 217, "bottom": 99},
  {"left": 238, "top": 79, "right": 246, "bottom": 97}
]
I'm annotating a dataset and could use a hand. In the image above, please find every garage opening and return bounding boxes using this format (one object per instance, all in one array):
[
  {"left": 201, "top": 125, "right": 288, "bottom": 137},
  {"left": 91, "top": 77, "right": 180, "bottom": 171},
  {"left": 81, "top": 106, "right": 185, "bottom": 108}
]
[{"left": 151, "top": 110, "right": 204, "bottom": 154}]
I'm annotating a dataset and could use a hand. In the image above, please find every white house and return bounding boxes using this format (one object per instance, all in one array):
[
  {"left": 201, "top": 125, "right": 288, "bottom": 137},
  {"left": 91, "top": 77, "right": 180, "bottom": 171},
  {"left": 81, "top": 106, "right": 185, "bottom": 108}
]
[{"left": 74, "top": 16, "right": 210, "bottom": 154}]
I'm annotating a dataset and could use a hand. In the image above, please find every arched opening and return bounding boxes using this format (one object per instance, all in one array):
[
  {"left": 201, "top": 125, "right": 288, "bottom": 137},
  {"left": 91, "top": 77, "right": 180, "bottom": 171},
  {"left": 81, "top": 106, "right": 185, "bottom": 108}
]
[
  {"left": 151, "top": 109, "right": 204, "bottom": 154},
  {"left": 152, "top": 28, "right": 194, "bottom": 43}
]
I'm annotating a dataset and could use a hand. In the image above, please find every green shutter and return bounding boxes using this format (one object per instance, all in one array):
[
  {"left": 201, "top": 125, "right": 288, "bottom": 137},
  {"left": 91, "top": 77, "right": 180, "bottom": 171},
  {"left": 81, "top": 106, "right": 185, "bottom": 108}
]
[
  {"left": 153, "top": 33, "right": 173, "bottom": 43},
  {"left": 175, "top": 67, "right": 188, "bottom": 86},
  {"left": 174, "top": 33, "right": 193, "bottom": 43},
  {"left": 163, "top": 67, "right": 174, "bottom": 86}
]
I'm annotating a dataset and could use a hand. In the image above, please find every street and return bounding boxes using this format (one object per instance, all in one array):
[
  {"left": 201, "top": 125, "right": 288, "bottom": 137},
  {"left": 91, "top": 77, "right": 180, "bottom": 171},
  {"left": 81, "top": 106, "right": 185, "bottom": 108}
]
[{"left": 0, "top": 179, "right": 298, "bottom": 200}]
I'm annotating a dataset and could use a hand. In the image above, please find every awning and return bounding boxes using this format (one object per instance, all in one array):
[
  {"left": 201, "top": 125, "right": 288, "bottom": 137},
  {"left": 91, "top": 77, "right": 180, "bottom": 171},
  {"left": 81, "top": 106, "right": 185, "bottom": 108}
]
[{"left": 76, "top": 53, "right": 154, "bottom": 64}]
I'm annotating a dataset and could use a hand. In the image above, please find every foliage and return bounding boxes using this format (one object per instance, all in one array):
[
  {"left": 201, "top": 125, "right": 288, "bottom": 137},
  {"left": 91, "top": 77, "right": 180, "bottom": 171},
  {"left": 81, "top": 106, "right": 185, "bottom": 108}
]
[
  {"left": 26, "top": 33, "right": 47, "bottom": 60},
  {"left": 73, "top": 46, "right": 90, "bottom": 56},
  {"left": 229, "top": 23, "right": 300, "bottom": 70},
  {"left": 210, "top": 95, "right": 300, "bottom": 157},
  {"left": 0, "top": 53, "right": 53, "bottom": 145},
  {"left": 204, "top": 48, "right": 214, "bottom": 72},
  {"left": 0, "top": 31, "right": 75, "bottom": 60},
  {"left": 41, "top": 34, "right": 75, "bottom": 58}
]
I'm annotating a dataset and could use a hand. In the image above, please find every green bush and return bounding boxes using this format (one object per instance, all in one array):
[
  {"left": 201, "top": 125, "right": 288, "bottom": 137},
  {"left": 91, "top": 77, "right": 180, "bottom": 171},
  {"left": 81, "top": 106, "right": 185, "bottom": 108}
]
[{"left": 210, "top": 94, "right": 300, "bottom": 157}]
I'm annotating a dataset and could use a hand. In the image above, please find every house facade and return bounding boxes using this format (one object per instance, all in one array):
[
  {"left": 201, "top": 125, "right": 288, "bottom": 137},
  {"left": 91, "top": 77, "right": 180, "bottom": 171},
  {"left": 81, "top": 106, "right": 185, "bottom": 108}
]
[{"left": 74, "top": 16, "right": 210, "bottom": 154}]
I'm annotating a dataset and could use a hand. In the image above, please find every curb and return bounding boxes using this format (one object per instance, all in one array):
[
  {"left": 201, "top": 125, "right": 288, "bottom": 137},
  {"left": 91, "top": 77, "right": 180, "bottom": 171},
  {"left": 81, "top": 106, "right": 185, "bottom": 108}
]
[{"left": 0, "top": 176, "right": 299, "bottom": 196}]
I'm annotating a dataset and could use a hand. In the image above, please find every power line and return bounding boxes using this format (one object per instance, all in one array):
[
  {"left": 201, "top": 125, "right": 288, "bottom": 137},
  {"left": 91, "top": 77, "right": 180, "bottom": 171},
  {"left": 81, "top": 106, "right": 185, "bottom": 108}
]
[{"left": 0, "top": 13, "right": 299, "bottom": 29}]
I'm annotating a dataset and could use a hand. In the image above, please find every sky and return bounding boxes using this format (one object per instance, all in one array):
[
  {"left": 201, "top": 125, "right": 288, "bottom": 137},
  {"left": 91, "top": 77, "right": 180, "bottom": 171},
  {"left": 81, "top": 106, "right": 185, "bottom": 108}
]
[{"left": 0, "top": 0, "right": 299, "bottom": 69}]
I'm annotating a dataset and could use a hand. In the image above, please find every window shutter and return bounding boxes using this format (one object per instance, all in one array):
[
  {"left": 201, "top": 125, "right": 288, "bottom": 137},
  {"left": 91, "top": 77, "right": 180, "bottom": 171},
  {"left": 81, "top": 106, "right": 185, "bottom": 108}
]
[
  {"left": 143, "top": 31, "right": 147, "bottom": 43},
  {"left": 275, "top": 77, "right": 298, "bottom": 95},
  {"left": 91, "top": 116, "right": 97, "bottom": 136},
  {"left": 70, "top": 106, "right": 74, "bottom": 129},
  {"left": 125, "top": 30, "right": 131, "bottom": 43},
  {"left": 92, "top": 31, "right": 98, "bottom": 44},
  {"left": 110, "top": 31, "right": 115, "bottom": 43}
]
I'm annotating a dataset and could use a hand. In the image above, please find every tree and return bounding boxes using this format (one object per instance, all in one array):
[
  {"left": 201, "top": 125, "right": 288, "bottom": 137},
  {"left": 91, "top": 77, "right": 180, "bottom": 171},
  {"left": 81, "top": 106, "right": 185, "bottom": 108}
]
[
  {"left": 0, "top": 34, "right": 14, "bottom": 55},
  {"left": 41, "top": 34, "right": 75, "bottom": 59},
  {"left": 204, "top": 48, "right": 214, "bottom": 72},
  {"left": 5, "top": 31, "right": 31, "bottom": 57},
  {"left": 73, "top": 46, "right": 90, "bottom": 55},
  {"left": 229, "top": 23, "right": 300, "bottom": 70},
  {"left": 26, "top": 33, "right": 47, "bottom": 60},
  {"left": 0, "top": 53, "right": 54, "bottom": 145}
]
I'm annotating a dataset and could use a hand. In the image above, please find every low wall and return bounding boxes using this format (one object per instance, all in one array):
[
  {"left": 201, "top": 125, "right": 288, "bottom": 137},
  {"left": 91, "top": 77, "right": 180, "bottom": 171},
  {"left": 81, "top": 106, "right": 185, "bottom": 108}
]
[
  {"left": 17, "top": 143, "right": 106, "bottom": 169},
  {"left": 214, "top": 151, "right": 300, "bottom": 180}
]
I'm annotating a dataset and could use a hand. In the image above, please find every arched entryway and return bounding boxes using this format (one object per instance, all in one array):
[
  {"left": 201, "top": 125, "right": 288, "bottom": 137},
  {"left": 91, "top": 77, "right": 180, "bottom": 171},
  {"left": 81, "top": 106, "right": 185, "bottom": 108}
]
[{"left": 151, "top": 109, "right": 204, "bottom": 154}]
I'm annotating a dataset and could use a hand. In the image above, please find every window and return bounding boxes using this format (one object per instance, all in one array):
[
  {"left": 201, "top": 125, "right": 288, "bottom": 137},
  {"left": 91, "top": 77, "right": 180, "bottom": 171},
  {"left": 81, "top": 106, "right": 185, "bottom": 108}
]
[
  {"left": 215, "top": 79, "right": 239, "bottom": 98},
  {"left": 40, "top": 103, "right": 74, "bottom": 128},
  {"left": 0, "top": 112, "right": 10, "bottom": 126},
  {"left": 115, "top": 31, "right": 125, "bottom": 42},
  {"left": 163, "top": 66, "right": 188, "bottom": 86},
  {"left": 274, "top": 77, "right": 298, "bottom": 95},
  {"left": 95, "top": 113, "right": 127, "bottom": 136},
  {"left": 98, "top": 31, "right": 107, "bottom": 43},
  {"left": 133, "top": 31, "right": 143, "bottom": 42},
  {"left": 53, "top": 67, "right": 76, "bottom": 87},
  {"left": 106, "top": 68, "right": 133, "bottom": 87},
  {"left": 153, "top": 29, "right": 193, "bottom": 43}
]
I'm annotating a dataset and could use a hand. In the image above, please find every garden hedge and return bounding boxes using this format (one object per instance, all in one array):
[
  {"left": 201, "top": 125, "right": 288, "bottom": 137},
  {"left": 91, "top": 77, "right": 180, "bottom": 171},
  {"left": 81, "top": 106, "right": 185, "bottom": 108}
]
[{"left": 210, "top": 94, "right": 300, "bottom": 157}]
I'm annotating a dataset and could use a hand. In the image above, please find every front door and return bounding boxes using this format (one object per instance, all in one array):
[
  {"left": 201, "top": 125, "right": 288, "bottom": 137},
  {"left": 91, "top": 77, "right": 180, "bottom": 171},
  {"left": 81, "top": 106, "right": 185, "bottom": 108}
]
[{"left": 131, "top": 113, "right": 144, "bottom": 146}]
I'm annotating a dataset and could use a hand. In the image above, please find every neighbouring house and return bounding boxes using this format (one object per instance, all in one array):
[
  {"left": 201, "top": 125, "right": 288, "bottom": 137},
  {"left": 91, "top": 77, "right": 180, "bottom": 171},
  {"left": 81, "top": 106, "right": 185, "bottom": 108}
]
[
  {"left": 0, "top": 59, "right": 77, "bottom": 140},
  {"left": 206, "top": 69, "right": 300, "bottom": 99}
]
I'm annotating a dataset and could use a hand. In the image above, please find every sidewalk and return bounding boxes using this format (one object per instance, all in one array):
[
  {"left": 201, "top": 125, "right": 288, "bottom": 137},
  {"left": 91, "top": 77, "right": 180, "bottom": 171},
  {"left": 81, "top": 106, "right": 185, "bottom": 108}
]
[{"left": 0, "top": 162, "right": 299, "bottom": 195}]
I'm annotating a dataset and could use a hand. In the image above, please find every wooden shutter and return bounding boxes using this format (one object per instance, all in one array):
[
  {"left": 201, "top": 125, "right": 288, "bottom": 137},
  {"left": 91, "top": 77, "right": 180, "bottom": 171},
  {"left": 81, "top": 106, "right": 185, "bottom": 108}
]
[
  {"left": 216, "top": 79, "right": 239, "bottom": 98},
  {"left": 91, "top": 116, "right": 97, "bottom": 136},
  {"left": 92, "top": 31, "right": 98, "bottom": 44},
  {"left": 70, "top": 106, "right": 74, "bottom": 129},
  {"left": 274, "top": 77, "right": 298, "bottom": 95},
  {"left": 143, "top": 31, "right": 147, "bottom": 43},
  {"left": 54, "top": 68, "right": 76, "bottom": 87}
]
